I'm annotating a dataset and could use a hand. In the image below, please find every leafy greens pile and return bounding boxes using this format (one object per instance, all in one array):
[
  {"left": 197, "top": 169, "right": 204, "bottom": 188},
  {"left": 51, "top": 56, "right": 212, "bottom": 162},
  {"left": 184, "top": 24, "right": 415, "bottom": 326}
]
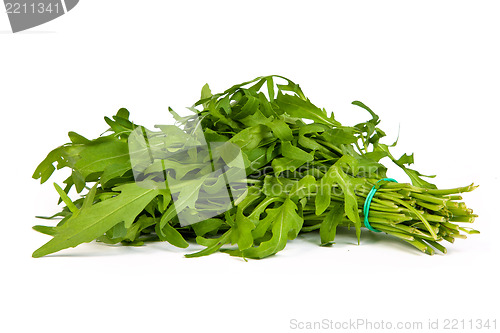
[{"left": 32, "top": 75, "right": 478, "bottom": 258}]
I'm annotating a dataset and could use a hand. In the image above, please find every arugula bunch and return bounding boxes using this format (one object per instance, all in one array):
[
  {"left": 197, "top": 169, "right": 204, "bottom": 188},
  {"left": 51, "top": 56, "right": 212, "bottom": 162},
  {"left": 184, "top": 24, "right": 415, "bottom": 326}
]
[{"left": 32, "top": 75, "right": 478, "bottom": 258}]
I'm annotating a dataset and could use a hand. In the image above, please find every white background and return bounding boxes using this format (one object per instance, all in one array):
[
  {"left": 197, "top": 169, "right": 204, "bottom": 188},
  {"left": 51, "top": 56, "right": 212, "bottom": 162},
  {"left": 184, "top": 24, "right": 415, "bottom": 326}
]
[{"left": 1, "top": 1, "right": 498, "bottom": 332}]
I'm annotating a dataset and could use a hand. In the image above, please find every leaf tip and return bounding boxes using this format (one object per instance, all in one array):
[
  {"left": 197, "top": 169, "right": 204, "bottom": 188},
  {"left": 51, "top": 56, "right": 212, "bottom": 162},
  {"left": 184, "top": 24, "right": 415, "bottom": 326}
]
[{"left": 32, "top": 247, "right": 47, "bottom": 258}]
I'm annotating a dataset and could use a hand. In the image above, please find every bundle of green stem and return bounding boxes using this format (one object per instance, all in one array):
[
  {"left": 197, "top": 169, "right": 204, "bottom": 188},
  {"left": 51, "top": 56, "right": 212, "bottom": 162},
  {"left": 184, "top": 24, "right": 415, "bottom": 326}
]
[
  {"left": 32, "top": 75, "right": 478, "bottom": 258},
  {"left": 302, "top": 180, "right": 477, "bottom": 255}
]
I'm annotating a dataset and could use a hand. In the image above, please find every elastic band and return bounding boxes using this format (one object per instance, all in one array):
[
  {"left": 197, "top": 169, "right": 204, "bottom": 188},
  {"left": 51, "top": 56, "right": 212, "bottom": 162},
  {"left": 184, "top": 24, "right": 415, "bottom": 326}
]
[{"left": 363, "top": 178, "right": 398, "bottom": 232}]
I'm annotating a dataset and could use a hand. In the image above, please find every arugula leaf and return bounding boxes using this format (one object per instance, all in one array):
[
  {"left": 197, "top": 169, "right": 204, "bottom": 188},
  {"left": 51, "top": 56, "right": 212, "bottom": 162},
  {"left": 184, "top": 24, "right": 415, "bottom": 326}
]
[
  {"left": 275, "top": 93, "right": 339, "bottom": 127},
  {"left": 231, "top": 207, "right": 255, "bottom": 250},
  {"left": 156, "top": 222, "right": 189, "bottom": 248},
  {"left": 226, "top": 197, "right": 303, "bottom": 259},
  {"left": 74, "top": 136, "right": 131, "bottom": 180},
  {"left": 281, "top": 141, "right": 314, "bottom": 162},
  {"left": 377, "top": 144, "right": 437, "bottom": 189},
  {"left": 320, "top": 202, "right": 344, "bottom": 246},
  {"left": 185, "top": 230, "right": 232, "bottom": 258},
  {"left": 33, "top": 144, "right": 82, "bottom": 184},
  {"left": 191, "top": 218, "right": 223, "bottom": 237},
  {"left": 53, "top": 183, "right": 78, "bottom": 213},
  {"left": 271, "top": 157, "right": 306, "bottom": 175},
  {"left": 33, "top": 183, "right": 159, "bottom": 258},
  {"left": 316, "top": 156, "right": 362, "bottom": 242},
  {"left": 269, "top": 118, "right": 293, "bottom": 141}
]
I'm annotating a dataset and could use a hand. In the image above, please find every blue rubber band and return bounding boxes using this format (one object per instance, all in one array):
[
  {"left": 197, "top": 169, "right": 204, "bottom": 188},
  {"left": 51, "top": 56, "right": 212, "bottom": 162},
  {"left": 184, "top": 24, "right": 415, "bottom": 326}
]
[{"left": 363, "top": 178, "right": 398, "bottom": 232}]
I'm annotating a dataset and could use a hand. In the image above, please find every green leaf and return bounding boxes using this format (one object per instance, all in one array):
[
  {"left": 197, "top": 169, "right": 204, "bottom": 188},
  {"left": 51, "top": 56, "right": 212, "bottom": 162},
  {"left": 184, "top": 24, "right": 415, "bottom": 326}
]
[
  {"left": 263, "top": 175, "right": 316, "bottom": 200},
  {"left": 271, "top": 157, "right": 305, "bottom": 175},
  {"left": 402, "top": 168, "right": 437, "bottom": 189},
  {"left": 233, "top": 94, "right": 260, "bottom": 120},
  {"left": 53, "top": 183, "right": 78, "bottom": 214},
  {"left": 191, "top": 218, "right": 223, "bottom": 237},
  {"left": 298, "top": 135, "right": 328, "bottom": 153},
  {"left": 230, "top": 124, "right": 272, "bottom": 151},
  {"left": 288, "top": 175, "right": 317, "bottom": 200},
  {"left": 185, "top": 230, "right": 232, "bottom": 258},
  {"left": 397, "top": 153, "right": 414, "bottom": 166},
  {"left": 298, "top": 123, "right": 329, "bottom": 136},
  {"left": 33, "top": 183, "right": 159, "bottom": 257},
  {"left": 231, "top": 207, "right": 255, "bottom": 250},
  {"left": 315, "top": 156, "right": 362, "bottom": 242},
  {"left": 201, "top": 83, "right": 212, "bottom": 99},
  {"left": 161, "top": 174, "right": 210, "bottom": 228},
  {"left": 320, "top": 202, "right": 344, "bottom": 245},
  {"left": 71, "top": 170, "right": 86, "bottom": 193},
  {"left": 281, "top": 141, "right": 314, "bottom": 162},
  {"left": 266, "top": 77, "right": 275, "bottom": 102},
  {"left": 156, "top": 222, "right": 189, "bottom": 248},
  {"left": 258, "top": 92, "right": 276, "bottom": 117},
  {"left": 377, "top": 144, "right": 437, "bottom": 189},
  {"left": 207, "top": 99, "right": 239, "bottom": 127},
  {"left": 33, "top": 145, "right": 82, "bottom": 183},
  {"left": 216, "top": 95, "right": 231, "bottom": 115},
  {"left": 68, "top": 131, "right": 90, "bottom": 144},
  {"left": 105, "top": 116, "right": 123, "bottom": 134},
  {"left": 33, "top": 225, "right": 57, "bottom": 236},
  {"left": 275, "top": 94, "right": 338, "bottom": 127},
  {"left": 239, "top": 109, "right": 271, "bottom": 127},
  {"left": 116, "top": 108, "right": 130, "bottom": 120},
  {"left": 322, "top": 128, "right": 358, "bottom": 145},
  {"left": 270, "top": 119, "right": 293, "bottom": 141},
  {"left": 229, "top": 197, "right": 303, "bottom": 259},
  {"left": 81, "top": 183, "right": 98, "bottom": 210},
  {"left": 275, "top": 77, "right": 306, "bottom": 99},
  {"left": 100, "top": 163, "right": 132, "bottom": 187},
  {"left": 74, "top": 136, "right": 130, "bottom": 180},
  {"left": 352, "top": 100, "right": 379, "bottom": 123},
  {"left": 200, "top": 83, "right": 213, "bottom": 110}
]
